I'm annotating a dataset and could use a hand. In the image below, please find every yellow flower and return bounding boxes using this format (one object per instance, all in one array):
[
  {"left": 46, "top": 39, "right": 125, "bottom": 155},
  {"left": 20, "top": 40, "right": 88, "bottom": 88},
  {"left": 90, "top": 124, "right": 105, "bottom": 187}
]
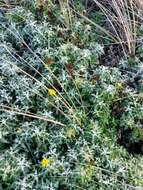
[
  {"left": 48, "top": 88, "right": 57, "bottom": 96},
  {"left": 41, "top": 158, "right": 50, "bottom": 167},
  {"left": 115, "top": 82, "right": 124, "bottom": 91}
]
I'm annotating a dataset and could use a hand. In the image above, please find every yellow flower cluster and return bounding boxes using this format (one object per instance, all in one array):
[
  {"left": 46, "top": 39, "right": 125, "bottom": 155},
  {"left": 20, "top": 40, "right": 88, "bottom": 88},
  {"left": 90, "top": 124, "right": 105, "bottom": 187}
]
[
  {"left": 115, "top": 82, "right": 124, "bottom": 91},
  {"left": 48, "top": 88, "right": 57, "bottom": 96},
  {"left": 41, "top": 158, "right": 50, "bottom": 167}
]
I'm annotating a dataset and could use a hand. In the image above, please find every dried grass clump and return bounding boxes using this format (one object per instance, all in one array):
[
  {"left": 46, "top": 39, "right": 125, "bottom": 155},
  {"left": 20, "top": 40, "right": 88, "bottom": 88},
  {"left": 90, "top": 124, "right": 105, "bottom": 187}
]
[{"left": 90, "top": 0, "right": 140, "bottom": 57}]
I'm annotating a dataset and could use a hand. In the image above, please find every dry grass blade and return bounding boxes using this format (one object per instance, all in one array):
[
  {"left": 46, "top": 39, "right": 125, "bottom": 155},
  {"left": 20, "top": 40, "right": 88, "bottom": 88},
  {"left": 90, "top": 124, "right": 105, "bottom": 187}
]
[{"left": 0, "top": 104, "right": 66, "bottom": 126}]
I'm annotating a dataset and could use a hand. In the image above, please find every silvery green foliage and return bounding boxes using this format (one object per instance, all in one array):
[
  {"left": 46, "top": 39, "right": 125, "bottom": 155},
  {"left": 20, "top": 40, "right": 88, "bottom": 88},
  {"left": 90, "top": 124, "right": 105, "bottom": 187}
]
[{"left": 0, "top": 1, "right": 143, "bottom": 190}]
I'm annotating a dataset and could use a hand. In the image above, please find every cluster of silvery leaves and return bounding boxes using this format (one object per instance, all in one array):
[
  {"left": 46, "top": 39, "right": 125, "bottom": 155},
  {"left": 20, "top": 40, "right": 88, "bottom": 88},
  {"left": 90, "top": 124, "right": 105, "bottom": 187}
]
[{"left": 0, "top": 1, "right": 143, "bottom": 190}]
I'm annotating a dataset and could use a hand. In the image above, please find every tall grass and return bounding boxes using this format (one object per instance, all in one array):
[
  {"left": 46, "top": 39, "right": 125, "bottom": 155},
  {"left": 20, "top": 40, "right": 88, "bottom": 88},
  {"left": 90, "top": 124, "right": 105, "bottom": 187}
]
[
  {"left": 90, "top": 0, "right": 140, "bottom": 56},
  {"left": 58, "top": 0, "right": 74, "bottom": 28},
  {"left": 66, "top": 0, "right": 141, "bottom": 57}
]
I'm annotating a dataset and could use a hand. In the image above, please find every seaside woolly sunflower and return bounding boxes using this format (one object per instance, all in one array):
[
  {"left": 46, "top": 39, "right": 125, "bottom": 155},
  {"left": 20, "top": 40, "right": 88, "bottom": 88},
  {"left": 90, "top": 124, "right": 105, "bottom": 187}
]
[
  {"left": 48, "top": 88, "right": 57, "bottom": 96},
  {"left": 115, "top": 82, "right": 124, "bottom": 91},
  {"left": 41, "top": 158, "right": 50, "bottom": 167}
]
